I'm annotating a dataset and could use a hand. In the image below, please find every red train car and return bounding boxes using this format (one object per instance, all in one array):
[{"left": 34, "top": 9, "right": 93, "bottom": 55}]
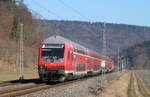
[{"left": 38, "top": 35, "right": 114, "bottom": 81}]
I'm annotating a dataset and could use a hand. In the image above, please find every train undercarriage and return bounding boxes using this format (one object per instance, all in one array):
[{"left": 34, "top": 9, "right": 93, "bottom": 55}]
[
  {"left": 38, "top": 68, "right": 68, "bottom": 82},
  {"left": 38, "top": 68, "right": 110, "bottom": 82}
]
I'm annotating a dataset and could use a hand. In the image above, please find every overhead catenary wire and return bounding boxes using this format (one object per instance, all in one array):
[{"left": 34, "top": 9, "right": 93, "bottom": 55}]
[
  {"left": 31, "top": 0, "right": 62, "bottom": 20},
  {"left": 57, "top": 0, "right": 92, "bottom": 22},
  {"left": 24, "top": 0, "right": 45, "bottom": 19},
  {"left": 27, "top": 0, "right": 92, "bottom": 22},
  {"left": 25, "top": 0, "right": 51, "bottom": 40}
]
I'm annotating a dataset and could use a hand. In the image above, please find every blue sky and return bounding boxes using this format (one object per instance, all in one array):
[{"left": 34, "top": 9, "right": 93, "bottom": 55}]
[{"left": 24, "top": 0, "right": 150, "bottom": 26}]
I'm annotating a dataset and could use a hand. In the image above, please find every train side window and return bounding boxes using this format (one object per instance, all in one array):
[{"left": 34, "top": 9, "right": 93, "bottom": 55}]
[{"left": 85, "top": 58, "right": 88, "bottom": 64}]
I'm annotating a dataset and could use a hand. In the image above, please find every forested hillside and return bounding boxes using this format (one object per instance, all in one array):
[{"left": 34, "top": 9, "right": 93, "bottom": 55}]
[
  {"left": 0, "top": 0, "right": 150, "bottom": 70},
  {"left": 0, "top": 0, "right": 44, "bottom": 71},
  {"left": 39, "top": 20, "right": 150, "bottom": 57},
  {"left": 122, "top": 41, "right": 150, "bottom": 69}
]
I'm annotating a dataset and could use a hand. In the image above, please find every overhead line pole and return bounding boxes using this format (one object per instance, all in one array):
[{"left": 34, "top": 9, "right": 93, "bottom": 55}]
[
  {"left": 100, "top": 22, "right": 107, "bottom": 97},
  {"left": 13, "top": 0, "right": 24, "bottom": 80},
  {"left": 117, "top": 48, "right": 120, "bottom": 71},
  {"left": 19, "top": 23, "right": 24, "bottom": 80},
  {"left": 102, "top": 23, "right": 107, "bottom": 57}
]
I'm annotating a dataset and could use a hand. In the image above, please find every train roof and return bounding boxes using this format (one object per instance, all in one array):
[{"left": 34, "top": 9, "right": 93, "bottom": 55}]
[
  {"left": 43, "top": 35, "right": 100, "bottom": 57},
  {"left": 43, "top": 35, "right": 71, "bottom": 44}
]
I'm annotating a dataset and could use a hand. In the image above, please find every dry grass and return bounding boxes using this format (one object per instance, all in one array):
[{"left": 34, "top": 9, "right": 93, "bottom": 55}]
[
  {"left": 135, "top": 70, "right": 150, "bottom": 93},
  {"left": 0, "top": 60, "right": 38, "bottom": 82},
  {"left": 0, "top": 71, "right": 38, "bottom": 82},
  {"left": 97, "top": 72, "right": 130, "bottom": 97}
]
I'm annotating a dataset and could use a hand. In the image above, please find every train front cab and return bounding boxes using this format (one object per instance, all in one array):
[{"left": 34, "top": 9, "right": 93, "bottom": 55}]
[{"left": 38, "top": 43, "right": 68, "bottom": 82}]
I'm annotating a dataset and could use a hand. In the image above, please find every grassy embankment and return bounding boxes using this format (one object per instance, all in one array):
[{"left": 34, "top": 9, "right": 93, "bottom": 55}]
[
  {"left": 0, "top": 71, "right": 38, "bottom": 82},
  {"left": 136, "top": 70, "right": 150, "bottom": 94}
]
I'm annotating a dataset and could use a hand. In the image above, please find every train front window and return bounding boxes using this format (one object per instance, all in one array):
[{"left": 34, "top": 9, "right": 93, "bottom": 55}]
[{"left": 42, "top": 47, "right": 64, "bottom": 62}]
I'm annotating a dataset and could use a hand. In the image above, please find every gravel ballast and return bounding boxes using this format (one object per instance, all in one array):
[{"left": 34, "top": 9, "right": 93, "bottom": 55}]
[{"left": 20, "top": 72, "right": 123, "bottom": 97}]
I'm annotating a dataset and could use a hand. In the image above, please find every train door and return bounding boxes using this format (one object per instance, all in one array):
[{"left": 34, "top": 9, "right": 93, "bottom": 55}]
[
  {"left": 73, "top": 54, "right": 76, "bottom": 72},
  {"left": 101, "top": 60, "right": 106, "bottom": 72}
]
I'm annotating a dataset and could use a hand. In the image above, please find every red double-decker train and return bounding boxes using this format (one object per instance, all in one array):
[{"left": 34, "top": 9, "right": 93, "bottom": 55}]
[{"left": 38, "top": 35, "right": 114, "bottom": 82}]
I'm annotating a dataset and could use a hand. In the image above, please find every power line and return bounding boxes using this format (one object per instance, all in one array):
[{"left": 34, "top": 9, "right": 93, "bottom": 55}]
[
  {"left": 25, "top": 0, "right": 47, "bottom": 19},
  {"left": 31, "top": 0, "right": 62, "bottom": 19},
  {"left": 25, "top": 0, "right": 49, "bottom": 40},
  {"left": 27, "top": 0, "right": 92, "bottom": 21},
  {"left": 30, "top": 8, "right": 47, "bottom": 19},
  {"left": 57, "top": 0, "right": 92, "bottom": 22}
]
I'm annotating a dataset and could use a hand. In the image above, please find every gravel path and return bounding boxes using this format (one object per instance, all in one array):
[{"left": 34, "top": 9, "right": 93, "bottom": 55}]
[{"left": 20, "top": 72, "right": 122, "bottom": 97}]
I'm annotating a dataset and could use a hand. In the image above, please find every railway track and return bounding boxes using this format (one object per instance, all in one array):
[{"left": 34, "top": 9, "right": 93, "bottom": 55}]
[
  {"left": 0, "top": 72, "right": 123, "bottom": 97},
  {"left": 0, "top": 79, "right": 40, "bottom": 87},
  {"left": 0, "top": 76, "right": 97, "bottom": 97},
  {"left": 0, "top": 82, "right": 16, "bottom": 87},
  {"left": 0, "top": 83, "right": 47, "bottom": 97}
]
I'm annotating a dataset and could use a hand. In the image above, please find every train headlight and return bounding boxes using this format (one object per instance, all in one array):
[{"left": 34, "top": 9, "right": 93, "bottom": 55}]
[
  {"left": 42, "top": 45, "right": 45, "bottom": 48},
  {"left": 40, "top": 65, "right": 45, "bottom": 69}
]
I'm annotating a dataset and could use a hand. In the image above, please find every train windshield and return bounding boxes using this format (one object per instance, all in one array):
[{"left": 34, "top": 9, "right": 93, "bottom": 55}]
[{"left": 42, "top": 44, "right": 64, "bottom": 62}]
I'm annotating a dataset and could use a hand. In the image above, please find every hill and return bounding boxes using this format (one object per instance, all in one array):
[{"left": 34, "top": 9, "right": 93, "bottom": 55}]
[
  {"left": 0, "top": 0, "right": 43, "bottom": 71},
  {"left": 123, "top": 40, "right": 150, "bottom": 69},
  {"left": 38, "top": 20, "right": 150, "bottom": 57},
  {"left": 0, "top": 1, "right": 150, "bottom": 70}
]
